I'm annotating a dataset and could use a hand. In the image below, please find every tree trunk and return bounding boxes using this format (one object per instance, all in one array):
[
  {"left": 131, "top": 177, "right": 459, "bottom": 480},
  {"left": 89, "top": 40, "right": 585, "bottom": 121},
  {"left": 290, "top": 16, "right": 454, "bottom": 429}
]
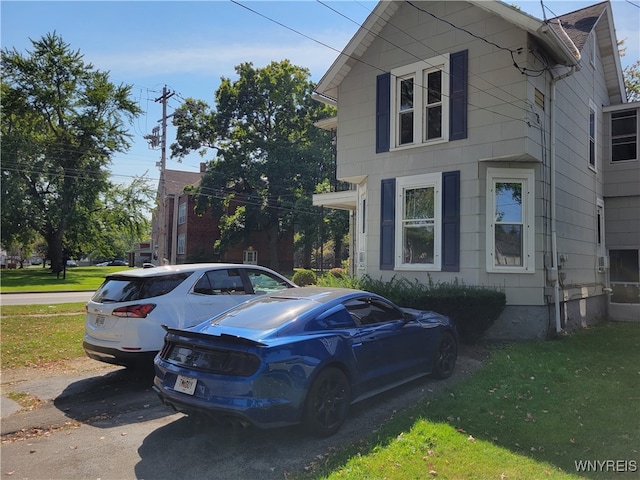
[
  {"left": 47, "top": 229, "right": 65, "bottom": 274},
  {"left": 265, "top": 223, "right": 280, "bottom": 271}
]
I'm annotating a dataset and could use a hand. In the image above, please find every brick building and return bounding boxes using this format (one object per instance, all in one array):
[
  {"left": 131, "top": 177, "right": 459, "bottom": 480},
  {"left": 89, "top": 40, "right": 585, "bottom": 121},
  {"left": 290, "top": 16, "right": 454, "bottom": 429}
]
[{"left": 152, "top": 164, "right": 294, "bottom": 272}]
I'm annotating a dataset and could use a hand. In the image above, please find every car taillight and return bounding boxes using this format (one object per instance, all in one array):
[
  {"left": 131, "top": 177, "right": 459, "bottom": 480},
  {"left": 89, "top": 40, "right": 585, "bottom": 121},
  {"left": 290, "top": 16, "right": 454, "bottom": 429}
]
[{"left": 112, "top": 304, "right": 156, "bottom": 318}]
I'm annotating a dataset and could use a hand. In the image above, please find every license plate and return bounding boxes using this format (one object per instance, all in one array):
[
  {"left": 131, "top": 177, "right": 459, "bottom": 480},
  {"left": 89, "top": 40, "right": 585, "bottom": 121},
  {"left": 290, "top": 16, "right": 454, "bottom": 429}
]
[
  {"left": 174, "top": 375, "right": 197, "bottom": 395},
  {"left": 95, "top": 315, "right": 106, "bottom": 327}
]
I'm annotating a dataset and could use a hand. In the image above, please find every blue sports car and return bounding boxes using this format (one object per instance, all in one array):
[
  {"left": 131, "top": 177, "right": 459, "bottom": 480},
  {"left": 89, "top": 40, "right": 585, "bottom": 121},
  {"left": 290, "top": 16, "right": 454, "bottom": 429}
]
[{"left": 153, "top": 287, "right": 457, "bottom": 436}]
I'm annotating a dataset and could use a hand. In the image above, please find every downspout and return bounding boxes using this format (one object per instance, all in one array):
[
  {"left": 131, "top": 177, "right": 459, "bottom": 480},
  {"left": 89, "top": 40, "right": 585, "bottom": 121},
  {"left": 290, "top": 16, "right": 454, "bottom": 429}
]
[
  {"left": 549, "top": 65, "right": 578, "bottom": 333},
  {"left": 545, "top": 16, "right": 582, "bottom": 334}
]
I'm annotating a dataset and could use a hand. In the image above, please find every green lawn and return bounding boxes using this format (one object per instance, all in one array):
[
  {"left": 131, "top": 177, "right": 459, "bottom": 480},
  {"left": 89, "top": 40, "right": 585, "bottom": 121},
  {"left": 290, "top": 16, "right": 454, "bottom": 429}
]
[
  {"left": 1, "top": 284, "right": 637, "bottom": 480},
  {"left": 301, "top": 322, "right": 640, "bottom": 480},
  {"left": 1, "top": 303, "right": 86, "bottom": 368},
  {"left": 0, "top": 266, "right": 128, "bottom": 292}
]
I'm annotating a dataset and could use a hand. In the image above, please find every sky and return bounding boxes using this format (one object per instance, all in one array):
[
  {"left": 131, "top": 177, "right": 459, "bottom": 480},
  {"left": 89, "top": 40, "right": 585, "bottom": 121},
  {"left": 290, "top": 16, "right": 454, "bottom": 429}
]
[{"left": 2, "top": 0, "right": 639, "bottom": 187}]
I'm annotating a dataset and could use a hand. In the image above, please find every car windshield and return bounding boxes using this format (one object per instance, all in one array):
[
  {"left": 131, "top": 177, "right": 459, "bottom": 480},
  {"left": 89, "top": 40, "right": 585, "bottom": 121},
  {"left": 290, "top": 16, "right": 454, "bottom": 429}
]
[
  {"left": 92, "top": 273, "right": 191, "bottom": 302},
  {"left": 210, "top": 296, "right": 312, "bottom": 330}
]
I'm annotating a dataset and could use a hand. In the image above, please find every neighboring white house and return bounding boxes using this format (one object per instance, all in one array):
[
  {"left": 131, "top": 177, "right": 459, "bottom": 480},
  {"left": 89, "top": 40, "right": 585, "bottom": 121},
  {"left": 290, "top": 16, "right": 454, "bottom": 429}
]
[{"left": 313, "top": 0, "right": 639, "bottom": 338}]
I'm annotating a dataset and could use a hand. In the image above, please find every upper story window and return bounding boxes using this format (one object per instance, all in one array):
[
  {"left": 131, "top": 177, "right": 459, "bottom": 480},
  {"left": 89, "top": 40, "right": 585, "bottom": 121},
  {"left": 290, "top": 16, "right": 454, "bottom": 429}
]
[
  {"left": 611, "top": 109, "right": 638, "bottom": 162},
  {"left": 486, "top": 168, "right": 535, "bottom": 273},
  {"left": 391, "top": 55, "right": 449, "bottom": 149},
  {"left": 178, "top": 202, "right": 187, "bottom": 225},
  {"left": 588, "top": 100, "right": 597, "bottom": 171}
]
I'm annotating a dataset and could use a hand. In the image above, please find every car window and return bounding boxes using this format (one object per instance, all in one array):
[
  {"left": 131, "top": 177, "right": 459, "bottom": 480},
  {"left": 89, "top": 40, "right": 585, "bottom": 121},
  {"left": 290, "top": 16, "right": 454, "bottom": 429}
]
[
  {"left": 306, "top": 306, "right": 356, "bottom": 331},
  {"left": 92, "top": 273, "right": 191, "bottom": 302},
  {"left": 343, "top": 297, "right": 403, "bottom": 325},
  {"left": 245, "top": 269, "right": 291, "bottom": 294},
  {"left": 193, "top": 269, "right": 246, "bottom": 295}
]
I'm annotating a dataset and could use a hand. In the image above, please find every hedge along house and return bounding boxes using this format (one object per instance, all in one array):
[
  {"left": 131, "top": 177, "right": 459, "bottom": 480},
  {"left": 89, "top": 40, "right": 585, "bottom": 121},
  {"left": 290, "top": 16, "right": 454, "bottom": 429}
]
[{"left": 312, "top": 0, "right": 639, "bottom": 339}]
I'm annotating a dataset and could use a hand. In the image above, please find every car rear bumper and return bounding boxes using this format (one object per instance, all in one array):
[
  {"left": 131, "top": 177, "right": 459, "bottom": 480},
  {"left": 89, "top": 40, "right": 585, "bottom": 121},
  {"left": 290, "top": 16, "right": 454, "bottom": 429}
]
[
  {"left": 152, "top": 363, "right": 300, "bottom": 429},
  {"left": 83, "top": 341, "right": 157, "bottom": 368}
]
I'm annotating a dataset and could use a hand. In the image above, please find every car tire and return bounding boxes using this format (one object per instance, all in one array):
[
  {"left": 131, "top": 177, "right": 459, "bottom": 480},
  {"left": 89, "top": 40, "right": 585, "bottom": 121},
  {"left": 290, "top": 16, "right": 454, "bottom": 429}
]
[
  {"left": 432, "top": 331, "right": 457, "bottom": 379},
  {"left": 302, "top": 367, "right": 350, "bottom": 437}
]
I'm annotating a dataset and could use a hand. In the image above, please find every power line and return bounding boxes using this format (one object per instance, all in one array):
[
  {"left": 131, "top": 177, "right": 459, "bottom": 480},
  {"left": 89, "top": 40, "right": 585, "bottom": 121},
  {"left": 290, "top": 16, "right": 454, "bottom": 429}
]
[{"left": 232, "top": 0, "right": 539, "bottom": 128}]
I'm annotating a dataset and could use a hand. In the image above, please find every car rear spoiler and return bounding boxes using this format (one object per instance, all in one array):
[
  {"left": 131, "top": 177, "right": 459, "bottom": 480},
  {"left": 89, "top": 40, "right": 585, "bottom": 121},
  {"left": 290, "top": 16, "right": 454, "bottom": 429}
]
[{"left": 162, "top": 325, "right": 267, "bottom": 347}]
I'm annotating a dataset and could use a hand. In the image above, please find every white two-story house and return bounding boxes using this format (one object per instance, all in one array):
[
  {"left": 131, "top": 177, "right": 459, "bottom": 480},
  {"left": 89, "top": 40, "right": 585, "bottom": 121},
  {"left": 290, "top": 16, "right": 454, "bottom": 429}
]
[{"left": 313, "top": 0, "right": 639, "bottom": 338}]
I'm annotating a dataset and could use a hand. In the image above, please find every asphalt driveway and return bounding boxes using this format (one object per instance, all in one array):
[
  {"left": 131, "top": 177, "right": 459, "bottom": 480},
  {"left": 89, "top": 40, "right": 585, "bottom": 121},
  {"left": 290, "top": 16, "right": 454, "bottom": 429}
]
[{"left": 1, "top": 354, "right": 484, "bottom": 479}]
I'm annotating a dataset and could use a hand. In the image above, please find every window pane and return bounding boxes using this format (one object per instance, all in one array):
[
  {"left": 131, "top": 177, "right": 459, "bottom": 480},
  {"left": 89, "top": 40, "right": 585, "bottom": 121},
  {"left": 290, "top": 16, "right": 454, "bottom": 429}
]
[
  {"left": 612, "top": 110, "right": 638, "bottom": 162},
  {"left": 426, "top": 105, "right": 442, "bottom": 140},
  {"left": 610, "top": 249, "right": 639, "bottom": 282},
  {"left": 494, "top": 224, "right": 522, "bottom": 266},
  {"left": 400, "top": 79, "right": 413, "bottom": 110},
  {"left": 400, "top": 111, "right": 413, "bottom": 144},
  {"left": 612, "top": 137, "right": 637, "bottom": 162},
  {"left": 404, "top": 187, "right": 434, "bottom": 220},
  {"left": 427, "top": 71, "right": 441, "bottom": 105},
  {"left": 403, "top": 224, "right": 434, "bottom": 264},
  {"left": 612, "top": 111, "right": 637, "bottom": 136},
  {"left": 403, "top": 185, "right": 435, "bottom": 264},
  {"left": 495, "top": 182, "right": 522, "bottom": 223}
]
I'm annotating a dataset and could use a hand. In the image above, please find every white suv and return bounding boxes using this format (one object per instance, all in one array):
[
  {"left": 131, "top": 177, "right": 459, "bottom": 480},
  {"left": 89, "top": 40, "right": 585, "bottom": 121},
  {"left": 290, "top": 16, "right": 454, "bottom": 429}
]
[{"left": 83, "top": 263, "right": 296, "bottom": 368}]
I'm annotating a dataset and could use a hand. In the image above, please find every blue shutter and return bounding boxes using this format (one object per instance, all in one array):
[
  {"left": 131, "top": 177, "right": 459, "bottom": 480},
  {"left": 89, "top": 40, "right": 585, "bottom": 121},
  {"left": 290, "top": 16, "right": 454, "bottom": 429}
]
[
  {"left": 380, "top": 178, "right": 395, "bottom": 270},
  {"left": 441, "top": 171, "right": 460, "bottom": 271},
  {"left": 376, "top": 73, "right": 391, "bottom": 153},
  {"left": 449, "top": 50, "right": 468, "bottom": 141}
]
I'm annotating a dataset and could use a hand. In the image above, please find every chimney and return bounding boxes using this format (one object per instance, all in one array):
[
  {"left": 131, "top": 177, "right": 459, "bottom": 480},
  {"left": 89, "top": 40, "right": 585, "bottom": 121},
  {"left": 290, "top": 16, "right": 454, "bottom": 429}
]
[{"left": 200, "top": 162, "right": 207, "bottom": 173}]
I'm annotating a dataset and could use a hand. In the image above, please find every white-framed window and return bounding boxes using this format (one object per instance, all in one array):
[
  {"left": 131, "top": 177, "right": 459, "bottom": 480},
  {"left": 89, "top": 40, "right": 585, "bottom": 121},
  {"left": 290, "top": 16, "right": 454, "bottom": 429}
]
[
  {"left": 243, "top": 249, "right": 258, "bottom": 265},
  {"left": 395, "top": 173, "right": 442, "bottom": 270},
  {"left": 177, "top": 234, "right": 186, "bottom": 255},
  {"left": 178, "top": 202, "right": 187, "bottom": 225},
  {"left": 486, "top": 168, "right": 535, "bottom": 273},
  {"left": 588, "top": 100, "right": 597, "bottom": 171},
  {"left": 357, "top": 184, "right": 367, "bottom": 270},
  {"left": 596, "top": 198, "right": 606, "bottom": 258},
  {"left": 391, "top": 55, "right": 449, "bottom": 149},
  {"left": 611, "top": 108, "right": 638, "bottom": 162}
]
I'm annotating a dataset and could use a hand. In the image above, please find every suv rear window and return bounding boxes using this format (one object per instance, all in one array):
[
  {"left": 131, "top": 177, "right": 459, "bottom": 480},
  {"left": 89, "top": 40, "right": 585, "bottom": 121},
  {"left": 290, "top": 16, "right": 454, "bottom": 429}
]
[{"left": 92, "top": 273, "right": 191, "bottom": 302}]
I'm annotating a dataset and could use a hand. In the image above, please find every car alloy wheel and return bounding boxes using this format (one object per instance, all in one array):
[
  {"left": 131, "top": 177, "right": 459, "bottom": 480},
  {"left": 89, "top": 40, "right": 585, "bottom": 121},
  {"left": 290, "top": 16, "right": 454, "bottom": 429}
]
[{"left": 303, "top": 367, "right": 350, "bottom": 437}]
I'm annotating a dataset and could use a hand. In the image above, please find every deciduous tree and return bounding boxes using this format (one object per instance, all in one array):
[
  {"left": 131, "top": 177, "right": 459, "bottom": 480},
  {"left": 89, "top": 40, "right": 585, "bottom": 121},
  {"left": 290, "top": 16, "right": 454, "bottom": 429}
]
[
  {"left": 171, "top": 60, "right": 336, "bottom": 270},
  {"left": 1, "top": 33, "right": 143, "bottom": 272}
]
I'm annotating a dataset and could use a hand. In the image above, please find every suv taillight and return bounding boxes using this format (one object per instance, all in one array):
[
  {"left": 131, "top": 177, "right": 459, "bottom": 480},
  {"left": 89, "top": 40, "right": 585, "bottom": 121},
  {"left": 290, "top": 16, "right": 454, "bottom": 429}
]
[{"left": 112, "top": 304, "right": 156, "bottom": 318}]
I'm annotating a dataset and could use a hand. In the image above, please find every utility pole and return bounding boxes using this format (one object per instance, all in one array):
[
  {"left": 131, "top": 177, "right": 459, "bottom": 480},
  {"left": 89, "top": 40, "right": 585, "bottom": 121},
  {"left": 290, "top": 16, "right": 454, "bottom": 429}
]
[{"left": 146, "top": 86, "right": 175, "bottom": 265}]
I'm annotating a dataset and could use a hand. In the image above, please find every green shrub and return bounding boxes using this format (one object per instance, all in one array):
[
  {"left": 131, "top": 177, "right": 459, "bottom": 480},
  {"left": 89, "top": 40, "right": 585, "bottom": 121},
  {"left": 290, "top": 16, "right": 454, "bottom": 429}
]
[
  {"left": 417, "top": 284, "right": 506, "bottom": 344},
  {"left": 317, "top": 270, "right": 360, "bottom": 289},
  {"left": 292, "top": 269, "right": 317, "bottom": 286},
  {"left": 319, "top": 273, "right": 505, "bottom": 344}
]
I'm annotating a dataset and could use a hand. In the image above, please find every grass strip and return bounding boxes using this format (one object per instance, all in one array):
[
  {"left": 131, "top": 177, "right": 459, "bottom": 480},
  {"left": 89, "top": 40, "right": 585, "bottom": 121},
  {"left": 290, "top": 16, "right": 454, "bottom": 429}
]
[
  {"left": 0, "top": 266, "right": 128, "bottom": 292},
  {"left": 302, "top": 322, "right": 639, "bottom": 480},
  {"left": 1, "top": 304, "right": 86, "bottom": 369}
]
